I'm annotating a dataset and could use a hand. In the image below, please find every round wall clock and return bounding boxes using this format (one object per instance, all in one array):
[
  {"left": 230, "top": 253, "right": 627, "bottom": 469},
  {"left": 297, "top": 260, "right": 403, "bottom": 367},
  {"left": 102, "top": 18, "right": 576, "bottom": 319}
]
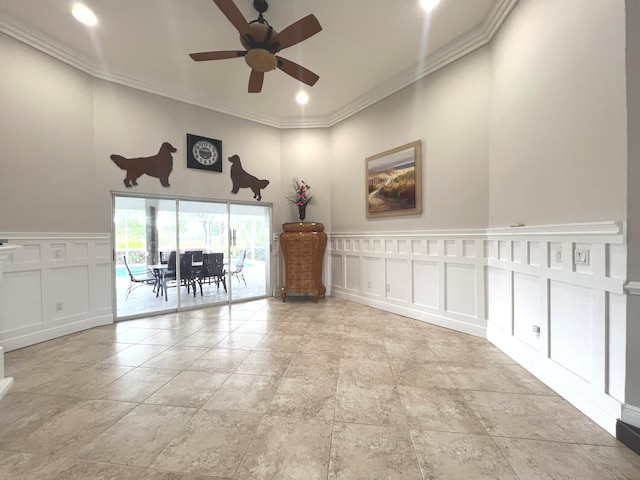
[{"left": 186, "top": 134, "right": 223, "bottom": 172}]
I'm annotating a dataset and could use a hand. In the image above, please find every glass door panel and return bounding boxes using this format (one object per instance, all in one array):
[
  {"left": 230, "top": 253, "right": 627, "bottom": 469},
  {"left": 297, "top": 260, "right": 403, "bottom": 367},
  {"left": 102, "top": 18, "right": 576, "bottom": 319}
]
[
  {"left": 178, "top": 200, "right": 229, "bottom": 308},
  {"left": 114, "top": 196, "right": 177, "bottom": 318},
  {"left": 229, "top": 203, "right": 271, "bottom": 301}
]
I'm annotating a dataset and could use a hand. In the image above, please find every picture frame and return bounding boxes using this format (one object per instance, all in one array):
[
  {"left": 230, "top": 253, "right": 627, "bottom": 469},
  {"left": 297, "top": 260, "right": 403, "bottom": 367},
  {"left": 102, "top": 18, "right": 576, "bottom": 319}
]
[
  {"left": 366, "top": 140, "right": 422, "bottom": 218},
  {"left": 186, "top": 134, "right": 223, "bottom": 172}
]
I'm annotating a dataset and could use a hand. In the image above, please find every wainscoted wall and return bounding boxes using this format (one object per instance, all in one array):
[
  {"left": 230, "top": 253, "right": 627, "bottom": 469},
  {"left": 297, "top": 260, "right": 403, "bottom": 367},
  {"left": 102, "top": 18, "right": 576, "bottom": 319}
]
[
  {"left": 0, "top": 233, "right": 113, "bottom": 352},
  {"left": 329, "top": 221, "right": 627, "bottom": 434}
]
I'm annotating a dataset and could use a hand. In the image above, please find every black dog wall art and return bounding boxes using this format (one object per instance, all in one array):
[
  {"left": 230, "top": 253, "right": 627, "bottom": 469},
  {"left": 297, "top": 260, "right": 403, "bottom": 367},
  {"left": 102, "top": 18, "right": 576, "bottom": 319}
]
[
  {"left": 110, "top": 142, "right": 176, "bottom": 187},
  {"left": 229, "top": 154, "right": 269, "bottom": 201}
]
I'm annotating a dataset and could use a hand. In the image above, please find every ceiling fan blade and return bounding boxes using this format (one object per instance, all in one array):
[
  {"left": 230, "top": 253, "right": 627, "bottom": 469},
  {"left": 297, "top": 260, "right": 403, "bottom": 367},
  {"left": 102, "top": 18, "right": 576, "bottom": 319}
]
[
  {"left": 248, "top": 69, "right": 264, "bottom": 93},
  {"left": 212, "top": 0, "right": 251, "bottom": 38},
  {"left": 276, "top": 56, "right": 319, "bottom": 86},
  {"left": 269, "top": 14, "right": 322, "bottom": 52},
  {"left": 189, "top": 50, "right": 246, "bottom": 61}
]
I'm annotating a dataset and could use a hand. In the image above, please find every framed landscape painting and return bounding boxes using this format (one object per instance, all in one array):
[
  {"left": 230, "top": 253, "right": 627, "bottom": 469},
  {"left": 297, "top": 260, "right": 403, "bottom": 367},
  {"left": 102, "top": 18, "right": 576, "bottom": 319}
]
[{"left": 366, "top": 140, "right": 422, "bottom": 218}]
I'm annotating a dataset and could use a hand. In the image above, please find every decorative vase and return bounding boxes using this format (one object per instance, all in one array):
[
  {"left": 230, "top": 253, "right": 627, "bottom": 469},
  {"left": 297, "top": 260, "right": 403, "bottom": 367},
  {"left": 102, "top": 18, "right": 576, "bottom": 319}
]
[{"left": 298, "top": 204, "right": 306, "bottom": 221}]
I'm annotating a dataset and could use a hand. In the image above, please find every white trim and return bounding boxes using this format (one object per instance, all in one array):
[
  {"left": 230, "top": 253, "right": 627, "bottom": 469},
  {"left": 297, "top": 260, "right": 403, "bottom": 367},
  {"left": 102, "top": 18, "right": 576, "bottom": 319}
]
[
  {"left": 622, "top": 404, "right": 640, "bottom": 429},
  {"left": 0, "top": 0, "right": 519, "bottom": 129},
  {"left": 0, "top": 377, "right": 14, "bottom": 401},
  {"left": 1, "top": 315, "right": 113, "bottom": 352},
  {"left": 330, "top": 221, "right": 625, "bottom": 242},
  {"left": 624, "top": 281, "right": 640, "bottom": 295}
]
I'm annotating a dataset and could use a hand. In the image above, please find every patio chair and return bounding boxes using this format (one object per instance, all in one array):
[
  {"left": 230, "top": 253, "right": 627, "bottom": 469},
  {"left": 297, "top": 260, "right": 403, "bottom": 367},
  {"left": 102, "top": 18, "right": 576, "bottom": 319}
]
[
  {"left": 230, "top": 249, "right": 247, "bottom": 285},
  {"left": 200, "top": 253, "right": 227, "bottom": 292},
  {"left": 123, "top": 256, "right": 156, "bottom": 300}
]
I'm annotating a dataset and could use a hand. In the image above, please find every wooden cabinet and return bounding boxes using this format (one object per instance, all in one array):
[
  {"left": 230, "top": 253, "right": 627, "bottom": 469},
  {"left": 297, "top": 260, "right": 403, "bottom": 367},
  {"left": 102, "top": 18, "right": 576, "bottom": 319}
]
[{"left": 280, "top": 222, "right": 327, "bottom": 302}]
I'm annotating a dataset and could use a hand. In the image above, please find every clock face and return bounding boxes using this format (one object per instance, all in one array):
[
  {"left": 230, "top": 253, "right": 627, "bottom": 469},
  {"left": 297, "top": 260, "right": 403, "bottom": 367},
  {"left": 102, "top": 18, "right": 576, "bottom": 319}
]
[
  {"left": 193, "top": 140, "right": 219, "bottom": 165},
  {"left": 186, "top": 134, "right": 223, "bottom": 172}
]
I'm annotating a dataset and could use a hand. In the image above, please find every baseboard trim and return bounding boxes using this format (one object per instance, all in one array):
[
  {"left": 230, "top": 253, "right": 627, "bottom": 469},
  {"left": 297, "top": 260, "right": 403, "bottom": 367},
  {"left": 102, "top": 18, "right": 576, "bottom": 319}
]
[
  {"left": 1, "top": 315, "right": 113, "bottom": 352},
  {"left": 0, "top": 377, "right": 14, "bottom": 400},
  {"left": 617, "top": 420, "right": 640, "bottom": 456}
]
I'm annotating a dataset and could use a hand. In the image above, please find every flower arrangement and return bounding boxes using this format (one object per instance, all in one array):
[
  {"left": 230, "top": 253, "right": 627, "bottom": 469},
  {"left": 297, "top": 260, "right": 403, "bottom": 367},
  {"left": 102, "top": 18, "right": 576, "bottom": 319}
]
[{"left": 286, "top": 179, "right": 315, "bottom": 206}]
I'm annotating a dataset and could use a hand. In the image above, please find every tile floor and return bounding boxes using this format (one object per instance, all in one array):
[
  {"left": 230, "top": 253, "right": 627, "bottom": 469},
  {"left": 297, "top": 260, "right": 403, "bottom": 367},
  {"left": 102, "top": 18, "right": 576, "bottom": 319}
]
[{"left": 1, "top": 297, "right": 639, "bottom": 479}]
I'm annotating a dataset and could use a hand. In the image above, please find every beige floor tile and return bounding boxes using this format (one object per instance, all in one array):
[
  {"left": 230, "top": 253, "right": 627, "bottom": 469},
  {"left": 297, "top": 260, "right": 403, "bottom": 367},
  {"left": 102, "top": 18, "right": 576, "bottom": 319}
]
[
  {"left": 187, "top": 348, "right": 250, "bottom": 372},
  {"left": 0, "top": 393, "right": 81, "bottom": 449},
  {"left": 235, "top": 350, "right": 294, "bottom": 376},
  {"left": 99, "top": 344, "right": 169, "bottom": 366},
  {"left": 411, "top": 430, "right": 518, "bottom": 479},
  {"left": 56, "top": 342, "right": 132, "bottom": 363},
  {"left": 390, "top": 357, "right": 456, "bottom": 389},
  {"left": 3, "top": 297, "right": 639, "bottom": 479},
  {"left": 335, "top": 380, "right": 407, "bottom": 427},
  {"left": 329, "top": 422, "right": 422, "bottom": 480},
  {"left": 96, "top": 367, "right": 179, "bottom": 402},
  {"left": 113, "top": 328, "right": 163, "bottom": 343},
  {"left": 398, "top": 386, "right": 486, "bottom": 433},
  {"left": 37, "top": 364, "right": 134, "bottom": 398},
  {"left": 137, "top": 330, "right": 197, "bottom": 346},
  {"left": 494, "top": 437, "right": 617, "bottom": 479},
  {"left": 269, "top": 321, "right": 311, "bottom": 335},
  {"left": 78, "top": 404, "right": 196, "bottom": 467},
  {"left": 174, "top": 331, "right": 229, "bottom": 347},
  {"left": 285, "top": 352, "right": 340, "bottom": 379},
  {"left": 268, "top": 376, "right": 337, "bottom": 419},
  {"left": 429, "top": 341, "right": 517, "bottom": 364},
  {"left": 203, "top": 374, "right": 281, "bottom": 413},
  {"left": 140, "top": 346, "right": 209, "bottom": 369},
  {"left": 580, "top": 444, "right": 640, "bottom": 480},
  {"left": 235, "top": 415, "right": 333, "bottom": 480},
  {"left": 150, "top": 410, "right": 262, "bottom": 477},
  {"left": 10, "top": 361, "right": 89, "bottom": 393},
  {"left": 533, "top": 396, "right": 621, "bottom": 446},
  {"left": 340, "top": 337, "right": 388, "bottom": 357},
  {"left": 213, "top": 332, "right": 266, "bottom": 349},
  {"left": 255, "top": 333, "right": 305, "bottom": 352},
  {"left": 0, "top": 451, "right": 76, "bottom": 480},
  {"left": 9, "top": 399, "right": 135, "bottom": 457},
  {"left": 463, "top": 390, "right": 574, "bottom": 441},
  {"left": 339, "top": 355, "right": 395, "bottom": 385},
  {"left": 384, "top": 337, "right": 438, "bottom": 361},
  {"left": 144, "top": 370, "right": 228, "bottom": 407},
  {"left": 441, "top": 362, "right": 555, "bottom": 394}
]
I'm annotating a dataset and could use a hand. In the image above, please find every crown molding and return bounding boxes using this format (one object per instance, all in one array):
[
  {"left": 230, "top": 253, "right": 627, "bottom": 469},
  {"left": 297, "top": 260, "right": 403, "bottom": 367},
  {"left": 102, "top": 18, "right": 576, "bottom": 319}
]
[{"left": 0, "top": 0, "right": 519, "bottom": 129}]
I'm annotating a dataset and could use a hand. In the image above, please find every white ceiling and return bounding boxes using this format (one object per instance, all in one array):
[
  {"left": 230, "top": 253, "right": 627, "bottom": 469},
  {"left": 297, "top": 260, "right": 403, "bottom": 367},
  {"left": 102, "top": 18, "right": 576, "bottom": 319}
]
[{"left": 0, "top": 0, "right": 518, "bottom": 128}]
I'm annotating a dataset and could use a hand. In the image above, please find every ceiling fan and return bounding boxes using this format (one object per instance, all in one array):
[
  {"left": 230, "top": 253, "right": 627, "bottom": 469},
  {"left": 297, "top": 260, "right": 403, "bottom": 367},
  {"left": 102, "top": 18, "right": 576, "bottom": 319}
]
[{"left": 190, "top": 0, "right": 322, "bottom": 93}]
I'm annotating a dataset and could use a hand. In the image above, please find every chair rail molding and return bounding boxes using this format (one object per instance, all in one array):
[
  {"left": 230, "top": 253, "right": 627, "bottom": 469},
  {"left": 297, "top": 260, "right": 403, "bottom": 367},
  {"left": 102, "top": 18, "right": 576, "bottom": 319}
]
[{"left": 329, "top": 220, "right": 627, "bottom": 435}]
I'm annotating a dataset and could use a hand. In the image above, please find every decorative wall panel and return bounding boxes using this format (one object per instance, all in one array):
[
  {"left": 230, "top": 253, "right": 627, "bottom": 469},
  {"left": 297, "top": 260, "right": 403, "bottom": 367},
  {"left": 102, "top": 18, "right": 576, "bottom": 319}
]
[{"left": 0, "top": 233, "right": 113, "bottom": 351}]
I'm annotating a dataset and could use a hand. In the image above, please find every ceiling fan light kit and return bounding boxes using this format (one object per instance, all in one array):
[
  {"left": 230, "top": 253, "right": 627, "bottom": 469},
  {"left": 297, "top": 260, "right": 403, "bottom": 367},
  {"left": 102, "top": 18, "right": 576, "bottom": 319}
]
[{"left": 189, "top": 0, "right": 322, "bottom": 93}]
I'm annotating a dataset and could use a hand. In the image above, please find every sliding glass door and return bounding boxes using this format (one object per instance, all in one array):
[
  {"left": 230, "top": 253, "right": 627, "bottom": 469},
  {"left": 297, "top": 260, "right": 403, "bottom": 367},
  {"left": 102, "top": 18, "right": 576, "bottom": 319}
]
[{"left": 113, "top": 194, "right": 271, "bottom": 319}]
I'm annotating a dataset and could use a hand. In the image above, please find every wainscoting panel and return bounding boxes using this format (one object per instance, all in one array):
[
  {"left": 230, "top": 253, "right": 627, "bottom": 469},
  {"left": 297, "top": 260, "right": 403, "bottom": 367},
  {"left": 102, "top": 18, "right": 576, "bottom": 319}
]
[
  {"left": 0, "top": 233, "right": 113, "bottom": 351},
  {"left": 329, "top": 221, "right": 627, "bottom": 434}
]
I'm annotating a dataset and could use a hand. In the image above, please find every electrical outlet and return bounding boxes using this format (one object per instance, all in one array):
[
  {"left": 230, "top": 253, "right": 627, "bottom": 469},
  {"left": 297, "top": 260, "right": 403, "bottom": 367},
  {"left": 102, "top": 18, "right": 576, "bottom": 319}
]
[
  {"left": 554, "top": 247, "right": 562, "bottom": 263},
  {"left": 54, "top": 249, "right": 63, "bottom": 259},
  {"left": 575, "top": 248, "right": 590, "bottom": 265},
  {"left": 55, "top": 302, "right": 63, "bottom": 312},
  {"left": 532, "top": 325, "right": 541, "bottom": 335},
  {"left": 367, "top": 281, "right": 372, "bottom": 289}
]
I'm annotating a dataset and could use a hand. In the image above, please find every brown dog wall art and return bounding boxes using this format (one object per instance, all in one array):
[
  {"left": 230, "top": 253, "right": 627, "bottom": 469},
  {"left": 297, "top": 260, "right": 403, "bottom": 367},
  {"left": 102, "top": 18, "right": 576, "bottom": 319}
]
[
  {"left": 110, "top": 142, "right": 176, "bottom": 187},
  {"left": 229, "top": 154, "right": 269, "bottom": 201}
]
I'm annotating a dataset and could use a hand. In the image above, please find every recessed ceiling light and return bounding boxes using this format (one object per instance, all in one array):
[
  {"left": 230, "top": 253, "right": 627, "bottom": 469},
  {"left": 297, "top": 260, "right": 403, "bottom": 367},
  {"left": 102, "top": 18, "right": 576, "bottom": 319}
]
[
  {"left": 420, "top": 0, "right": 441, "bottom": 13},
  {"left": 72, "top": 3, "right": 98, "bottom": 26},
  {"left": 296, "top": 91, "right": 309, "bottom": 105}
]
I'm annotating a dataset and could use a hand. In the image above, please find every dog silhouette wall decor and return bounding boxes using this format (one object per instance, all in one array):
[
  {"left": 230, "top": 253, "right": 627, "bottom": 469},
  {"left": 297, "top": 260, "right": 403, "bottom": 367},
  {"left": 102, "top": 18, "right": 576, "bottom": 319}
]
[
  {"left": 110, "top": 142, "right": 176, "bottom": 188},
  {"left": 229, "top": 154, "right": 269, "bottom": 201}
]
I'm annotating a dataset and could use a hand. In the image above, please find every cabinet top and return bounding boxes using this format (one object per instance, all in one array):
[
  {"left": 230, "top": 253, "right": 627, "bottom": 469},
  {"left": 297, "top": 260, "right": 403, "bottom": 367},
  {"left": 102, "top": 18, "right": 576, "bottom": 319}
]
[{"left": 282, "top": 222, "right": 325, "bottom": 233}]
